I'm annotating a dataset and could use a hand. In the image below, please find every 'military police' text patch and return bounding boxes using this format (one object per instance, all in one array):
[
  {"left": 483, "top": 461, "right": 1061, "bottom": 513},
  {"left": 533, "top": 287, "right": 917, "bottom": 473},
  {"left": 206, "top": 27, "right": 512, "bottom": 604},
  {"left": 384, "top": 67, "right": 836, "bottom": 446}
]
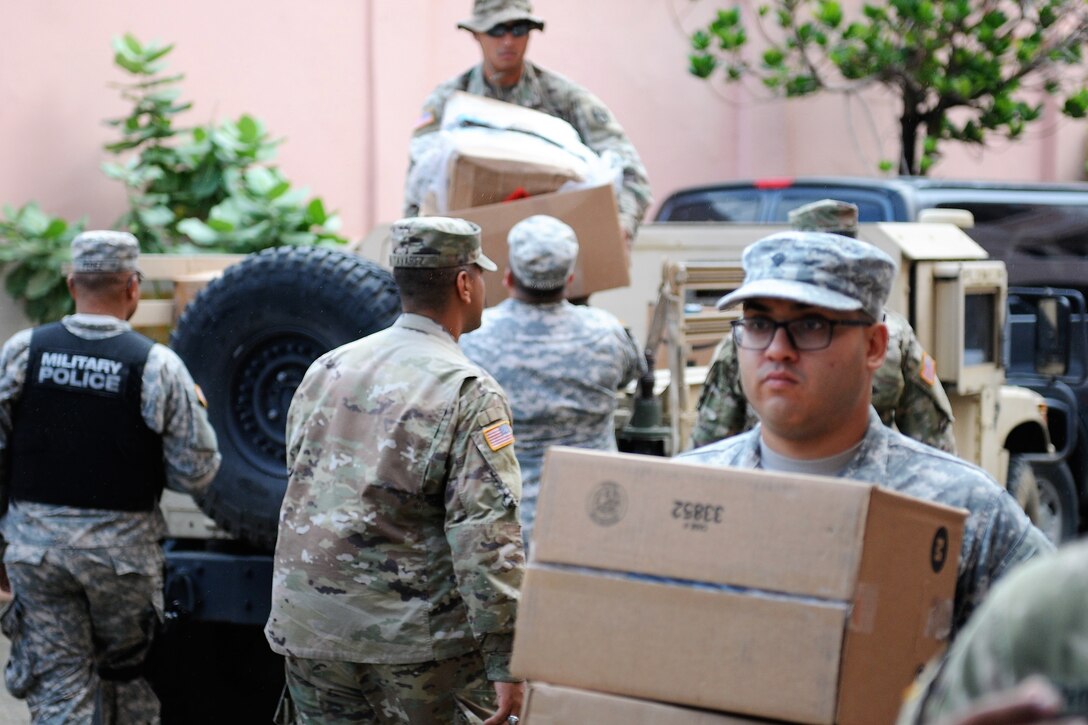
[
  {"left": 36, "top": 351, "right": 128, "bottom": 396},
  {"left": 482, "top": 421, "right": 515, "bottom": 451}
]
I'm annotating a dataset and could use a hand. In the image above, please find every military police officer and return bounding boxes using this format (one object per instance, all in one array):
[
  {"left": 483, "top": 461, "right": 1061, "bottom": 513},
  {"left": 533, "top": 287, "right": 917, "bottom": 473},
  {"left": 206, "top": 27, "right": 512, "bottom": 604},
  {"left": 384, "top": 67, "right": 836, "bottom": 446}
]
[
  {"left": 461, "top": 215, "right": 644, "bottom": 547},
  {"left": 405, "top": 0, "right": 653, "bottom": 244},
  {"left": 680, "top": 231, "right": 1051, "bottom": 633},
  {"left": 0, "top": 230, "right": 221, "bottom": 723},
  {"left": 690, "top": 199, "right": 958, "bottom": 453},
  {"left": 265, "top": 217, "right": 526, "bottom": 724}
]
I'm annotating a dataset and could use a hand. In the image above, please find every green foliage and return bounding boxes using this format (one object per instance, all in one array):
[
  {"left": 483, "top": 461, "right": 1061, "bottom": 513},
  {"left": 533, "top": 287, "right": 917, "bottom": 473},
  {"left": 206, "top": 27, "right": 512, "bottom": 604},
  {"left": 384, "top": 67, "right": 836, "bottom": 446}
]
[
  {"left": 103, "top": 33, "right": 346, "bottom": 252},
  {"left": 687, "top": 0, "right": 1088, "bottom": 175},
  {"left": 0, "top": 33, "right": 349, "bottom": 321},
  {"left": 0, "top": 204, "right": 85, "bottom": 323}
]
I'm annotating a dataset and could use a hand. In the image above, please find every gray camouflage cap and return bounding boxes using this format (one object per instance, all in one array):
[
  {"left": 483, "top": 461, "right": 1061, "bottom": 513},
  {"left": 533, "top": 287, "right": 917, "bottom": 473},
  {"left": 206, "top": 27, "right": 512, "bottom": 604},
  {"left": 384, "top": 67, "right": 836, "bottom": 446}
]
[
  {"left": 458, "top": 0, "right": 544, "bottom": 33},
  {"left": 507, "top": 214, "right": 579, "bottom": 290},
  {"left": 70, "top": 230, "right": 140, "bottom": 274},
  {"left": 388, "top": 216, "right": 497, "bottom": 271},
  {"left": 717, "top": 231, "right": 896, "bottom": 320},
  {"left": 788, "top": 199, "right": 859, "bottom": 237}
]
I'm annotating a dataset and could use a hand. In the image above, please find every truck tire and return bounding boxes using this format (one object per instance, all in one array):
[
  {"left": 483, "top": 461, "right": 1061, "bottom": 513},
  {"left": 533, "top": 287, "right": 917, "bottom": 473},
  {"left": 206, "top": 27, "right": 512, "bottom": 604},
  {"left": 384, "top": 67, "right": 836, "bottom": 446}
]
[
  {"left": 1006, "top": 454, "right": 1041, "bottom": 525},
  {"left": 1028, "top": 460, "right": 1079, "bottom": 544},
  {"left": 170, "top": 247, "right": 401, "bottom": 550}
]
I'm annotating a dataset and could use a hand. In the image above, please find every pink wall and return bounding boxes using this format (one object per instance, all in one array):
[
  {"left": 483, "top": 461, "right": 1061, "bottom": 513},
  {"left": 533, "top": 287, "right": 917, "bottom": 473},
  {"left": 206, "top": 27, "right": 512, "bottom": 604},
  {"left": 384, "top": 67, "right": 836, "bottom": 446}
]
[{"left": 1, "top": 0, "right": 1085, "bottom": 244}]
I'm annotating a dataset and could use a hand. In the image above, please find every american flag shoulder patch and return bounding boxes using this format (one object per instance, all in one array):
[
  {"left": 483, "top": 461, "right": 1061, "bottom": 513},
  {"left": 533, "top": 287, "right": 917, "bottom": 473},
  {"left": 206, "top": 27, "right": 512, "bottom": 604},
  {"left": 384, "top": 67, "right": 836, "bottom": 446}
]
[
  {"left": 920, "top": 352, "right": 938, "bottom": 387},
  {"left": 482, "top": 421, "right": 514, "bottom": 452}
]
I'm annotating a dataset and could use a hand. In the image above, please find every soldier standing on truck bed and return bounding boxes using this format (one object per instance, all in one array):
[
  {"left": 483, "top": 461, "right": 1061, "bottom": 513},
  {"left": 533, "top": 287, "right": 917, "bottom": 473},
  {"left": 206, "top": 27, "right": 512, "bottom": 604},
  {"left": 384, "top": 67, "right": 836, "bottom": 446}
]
[
  {"left": 265, "top": 217, "right": 526, "bottom": 724},
  {"left": 404, "top": 0, "right": 653, "bottom": 246},
  {"left": 0, "top": 231, "right": 221, "bottom": 723},
  {"left": 691, "top": 199, "right": 958, "bottom": 453},
  {"left": 461, "top": 215, "right": 644, "bottom": 548},
  {"left": 680, "top": 231, "right": 1052, "bottom": 633}
]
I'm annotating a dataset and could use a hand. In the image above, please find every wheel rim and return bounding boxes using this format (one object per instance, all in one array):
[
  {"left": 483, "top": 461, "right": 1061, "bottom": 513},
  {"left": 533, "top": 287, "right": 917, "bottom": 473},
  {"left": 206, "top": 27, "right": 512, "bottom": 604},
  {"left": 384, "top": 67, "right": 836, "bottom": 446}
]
[{"left": 231, "top": 331, "right": 327, "bottom": 476}]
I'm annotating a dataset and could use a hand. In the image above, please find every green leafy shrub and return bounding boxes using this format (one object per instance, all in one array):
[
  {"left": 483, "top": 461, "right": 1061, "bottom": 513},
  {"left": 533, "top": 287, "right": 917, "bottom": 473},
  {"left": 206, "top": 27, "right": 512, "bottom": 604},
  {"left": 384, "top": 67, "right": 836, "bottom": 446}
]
[
  {"left": 102, "top": 33, "right": 346, "bottom": 253},
  {"left": 0, "top": 203, "right": 85, "bottom": 323},
  {"left": 0, "top": 34, "right": 349, "bottom": 324}
]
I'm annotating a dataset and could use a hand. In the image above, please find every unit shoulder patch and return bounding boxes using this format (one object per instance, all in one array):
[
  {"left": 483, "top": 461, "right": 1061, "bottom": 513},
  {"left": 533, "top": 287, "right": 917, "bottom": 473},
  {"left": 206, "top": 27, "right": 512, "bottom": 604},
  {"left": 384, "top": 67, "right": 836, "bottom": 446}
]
[{"left": 920, "top": 352, "right": 938, "bottom": 387}]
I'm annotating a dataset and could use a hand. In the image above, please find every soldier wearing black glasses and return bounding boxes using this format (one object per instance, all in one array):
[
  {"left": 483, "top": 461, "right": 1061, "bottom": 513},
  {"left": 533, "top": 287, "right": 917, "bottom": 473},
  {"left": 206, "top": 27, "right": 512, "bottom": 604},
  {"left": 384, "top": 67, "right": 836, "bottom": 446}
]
[
  {"left": 405, "top": 0, "right": 653, "bottom": 246},
  {"left": 679, "top": 231, "right": 1051, "bottom": 636}
]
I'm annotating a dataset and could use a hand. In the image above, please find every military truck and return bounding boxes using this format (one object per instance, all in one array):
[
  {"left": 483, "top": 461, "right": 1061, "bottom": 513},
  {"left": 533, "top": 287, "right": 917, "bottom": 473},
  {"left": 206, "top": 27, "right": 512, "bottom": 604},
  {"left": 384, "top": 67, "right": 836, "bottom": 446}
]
[{"left": 595, "top": 220, "right": 1073, "bottom": 542}]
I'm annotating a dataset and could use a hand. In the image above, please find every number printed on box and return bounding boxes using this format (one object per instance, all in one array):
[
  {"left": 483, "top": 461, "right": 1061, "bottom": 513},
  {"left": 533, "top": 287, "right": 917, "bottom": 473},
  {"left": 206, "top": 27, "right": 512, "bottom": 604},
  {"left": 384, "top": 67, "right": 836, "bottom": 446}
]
[{"left": 671, "top": 500, "right": 724, "bottom": 531}]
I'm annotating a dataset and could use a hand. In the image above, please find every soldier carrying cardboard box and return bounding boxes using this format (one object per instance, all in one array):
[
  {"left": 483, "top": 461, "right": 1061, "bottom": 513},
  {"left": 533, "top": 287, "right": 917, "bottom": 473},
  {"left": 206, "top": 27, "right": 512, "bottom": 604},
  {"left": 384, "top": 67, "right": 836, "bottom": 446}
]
[
  {"left": 679, "top": 230, "right": 1052, "bottom": 633},
  {"left": 405, "top": 0, "right": 653, "bottom": 245}
]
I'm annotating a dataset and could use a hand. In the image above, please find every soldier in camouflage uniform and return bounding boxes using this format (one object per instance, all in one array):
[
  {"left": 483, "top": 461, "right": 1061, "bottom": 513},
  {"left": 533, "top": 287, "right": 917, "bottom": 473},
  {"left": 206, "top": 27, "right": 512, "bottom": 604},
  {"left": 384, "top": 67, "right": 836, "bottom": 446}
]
[
  {"left": 405, "top": 0, "right": 653, "bottom": 243},
  {"left": 265, "top": 217, "right": 526, "bottom": 724},
  {"left": 898, "top": 538, "right": 1088, "bottom": 723},
  {"left": 0, "top": 231, "right": 221, "bottom": 724},
  {"left": 461, "top": 215, "right": 644, "bottom": 547},
  {"left": 690, "top": 199, "right": 957, "bottom": 452},
  {"left": 680, "top": 231, "right": 1052, "bottom": 633}
]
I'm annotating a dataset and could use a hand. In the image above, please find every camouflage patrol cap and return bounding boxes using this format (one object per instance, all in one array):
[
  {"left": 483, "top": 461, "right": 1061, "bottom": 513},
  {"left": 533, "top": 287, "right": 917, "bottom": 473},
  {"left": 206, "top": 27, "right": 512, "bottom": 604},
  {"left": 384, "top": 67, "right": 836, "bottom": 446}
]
[
  {"left": 788, "top": 199, "right": 859, "bottom": 237},
  {"left": 458, "top": 0, "right": 544, "bottom": 33},
  {"left": 507, "top": 214, "right": 578, "bottom": 290},
  {"left": 717, "top": 231, "right": 896, "bottom": 320},
  {"left": 388, "top": 217, "right": 497, "bottom": 271},
  {"left": 70, "top": 230, "right": 140, "bottom": 274}
]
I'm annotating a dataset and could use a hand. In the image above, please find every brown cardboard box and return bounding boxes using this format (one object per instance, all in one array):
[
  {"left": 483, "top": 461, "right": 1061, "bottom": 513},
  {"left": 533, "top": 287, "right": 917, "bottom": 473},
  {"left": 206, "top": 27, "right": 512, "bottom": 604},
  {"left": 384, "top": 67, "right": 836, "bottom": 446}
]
[
  {"left": 522, "top": 682, "right": 775, "bottom": 724},
  {"left": 452, "top": 184, "right": 629, "bottom": 303},
  {"left": 445, "top": 151, "right": 583, "bottom": 211},
  {"left": 511, "top": 448, "right": 966, "bottom": 725}
]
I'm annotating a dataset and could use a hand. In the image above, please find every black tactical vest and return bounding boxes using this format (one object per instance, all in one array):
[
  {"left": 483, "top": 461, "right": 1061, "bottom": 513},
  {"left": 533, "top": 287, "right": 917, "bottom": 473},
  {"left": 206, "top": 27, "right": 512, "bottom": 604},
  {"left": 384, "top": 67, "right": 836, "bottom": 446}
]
[{"left": 7, "top": 322, "right": 166, "bottom": 511}]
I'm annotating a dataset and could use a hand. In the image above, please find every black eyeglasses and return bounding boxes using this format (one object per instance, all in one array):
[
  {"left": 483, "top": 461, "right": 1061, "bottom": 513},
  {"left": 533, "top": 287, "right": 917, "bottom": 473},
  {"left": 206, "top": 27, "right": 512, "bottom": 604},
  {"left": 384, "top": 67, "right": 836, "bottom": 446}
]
[
  {"left": 485, "top": 21, "right": 533, "bottom": 38},
  {"left": 731, "top": 315, "right": 873, "bottom": 351}
]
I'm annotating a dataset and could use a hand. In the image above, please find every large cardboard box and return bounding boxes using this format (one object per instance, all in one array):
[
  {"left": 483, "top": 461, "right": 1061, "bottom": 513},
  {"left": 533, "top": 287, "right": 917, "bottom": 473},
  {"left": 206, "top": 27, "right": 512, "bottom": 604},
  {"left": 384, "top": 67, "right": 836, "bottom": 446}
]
[
  {"left": 523, "top": 682, "right": 774, "bottom": 724},
  {"left": 452, "top": 184, "right": 629, "bottom": 303},
  {"left": 511, "top": 448, "right": 966, "bottom": 725},
  {"left": 444, "top": 144, "right": 584, "bottom": 211}
]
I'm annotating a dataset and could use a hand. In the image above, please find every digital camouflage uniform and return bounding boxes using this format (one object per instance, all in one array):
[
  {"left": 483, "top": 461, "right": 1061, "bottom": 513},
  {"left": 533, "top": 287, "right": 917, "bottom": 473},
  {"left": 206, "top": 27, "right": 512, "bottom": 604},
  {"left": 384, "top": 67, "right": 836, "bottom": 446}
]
[
  {"left": 462, "top": 298, "right": 642, "bottom": 545},
  {"left": 406, "top": 57, "right": 652, "bottom": 239},
  {"left": 461, "top": 214, "right": 643, "bottom": 546},
  {"left": 682, "top": 408, "right": 1052, "bottom": 634},
  {"left": 898, "top": 538, "right": 1088, "bottom": 723},
  {"left": 265, "top": 217, "right": 525, "bottom": 724},
  {"left": 0, "top": 231, "right": 221, "bottom": 725},
  {"left": 691, "top": 309, "right": 956, "bottom": 451}
]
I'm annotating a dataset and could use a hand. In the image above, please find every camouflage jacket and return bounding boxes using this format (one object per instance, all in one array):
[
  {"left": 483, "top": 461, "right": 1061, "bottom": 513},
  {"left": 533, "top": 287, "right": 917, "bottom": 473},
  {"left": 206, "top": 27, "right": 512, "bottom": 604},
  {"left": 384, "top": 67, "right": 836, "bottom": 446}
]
[
  {"left": 690, "top": 310, "right": 956, "bottom": 452},
  {"left": 0, "top": 314, "right": 220, "bottom": 553},
  {"left": 406, "top": 61, "right": 653, "bottom": 238},
  {"left": 680, "top": 408, "right": 1053, "bottom": 633},
  {"left": 265, "top": 314, "right": 524, "bottom": 680},
  {"left": 899, "top": 539, "right": 1088, "bottom": 723},
  {"left": 461, "top": 298, "right": 643, "bottom": 502}
]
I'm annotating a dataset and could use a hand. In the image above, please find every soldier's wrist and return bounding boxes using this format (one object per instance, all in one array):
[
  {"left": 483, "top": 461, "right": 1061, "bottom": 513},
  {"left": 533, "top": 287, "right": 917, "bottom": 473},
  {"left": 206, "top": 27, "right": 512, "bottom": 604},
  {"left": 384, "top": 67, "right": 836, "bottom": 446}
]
[{"left": 484, "top": 651, "right": 515, "bottom": 682}]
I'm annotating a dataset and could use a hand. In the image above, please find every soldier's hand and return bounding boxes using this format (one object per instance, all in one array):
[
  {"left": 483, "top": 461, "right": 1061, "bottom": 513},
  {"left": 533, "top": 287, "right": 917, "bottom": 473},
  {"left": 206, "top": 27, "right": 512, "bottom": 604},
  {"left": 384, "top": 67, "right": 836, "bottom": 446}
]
[
  {"left": 938, "top": 677, "right": 1085, "bottom": 725},
  {"left": 484, "top": 680, "right": 524, "bottom": 725}
]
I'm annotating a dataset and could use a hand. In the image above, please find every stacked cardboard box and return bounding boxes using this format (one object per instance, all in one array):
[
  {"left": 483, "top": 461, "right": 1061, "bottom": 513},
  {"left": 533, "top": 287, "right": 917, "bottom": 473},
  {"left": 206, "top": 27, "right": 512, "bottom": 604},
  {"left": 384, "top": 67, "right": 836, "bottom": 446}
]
[
  {"left": 512, "top": 448, "right": 966, "bottom": 724},
  {"left": 435, "top": 94, "right": 629, "bottom": 303},
  {"left": 523, "top": 682, "right": 769, "bottom": 724}
]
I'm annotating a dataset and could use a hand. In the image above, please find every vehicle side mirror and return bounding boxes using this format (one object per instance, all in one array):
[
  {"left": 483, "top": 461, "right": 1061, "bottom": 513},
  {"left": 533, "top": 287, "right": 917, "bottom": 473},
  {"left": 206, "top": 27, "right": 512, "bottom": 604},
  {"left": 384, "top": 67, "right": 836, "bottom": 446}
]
[{"left": 1033, "top": 295, "right": 1071, "bottom": 377}]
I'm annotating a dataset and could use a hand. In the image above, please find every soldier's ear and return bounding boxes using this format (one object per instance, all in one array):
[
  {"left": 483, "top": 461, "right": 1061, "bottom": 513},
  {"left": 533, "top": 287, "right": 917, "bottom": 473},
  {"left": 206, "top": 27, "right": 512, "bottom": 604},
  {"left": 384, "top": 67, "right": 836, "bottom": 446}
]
[
  {"left": 456, "top": 268, "right": 473, "bottom": 304},
  {"left": 866, "top": 322, "right": 889, "bottom": 372}
]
